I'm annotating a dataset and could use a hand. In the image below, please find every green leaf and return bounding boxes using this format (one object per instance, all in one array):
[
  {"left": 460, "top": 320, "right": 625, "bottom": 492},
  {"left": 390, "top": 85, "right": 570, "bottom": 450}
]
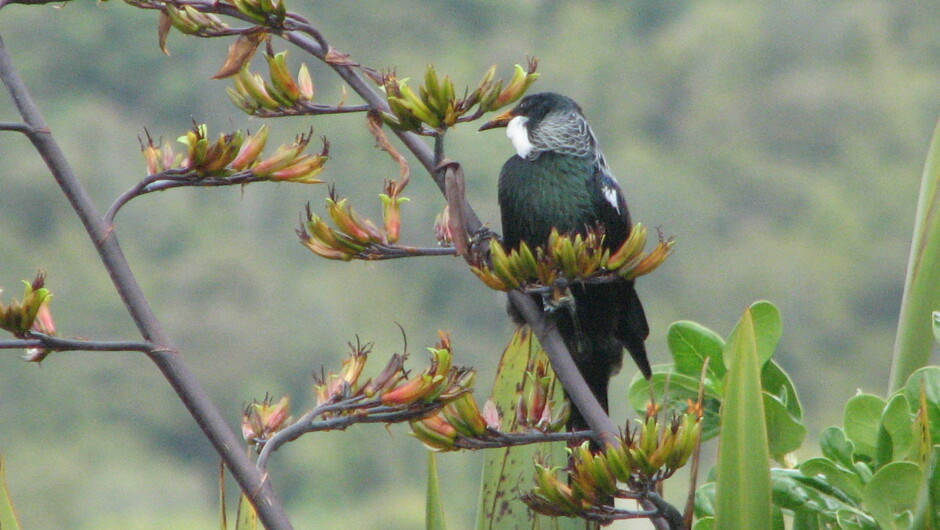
[
  {"left": 749, "top": 301, "right": 783, "bottom": 365},
  {"left": 932, "top": 311, "right": 940, "bottom": 347},
  {"left": 863, "top": 461, "right": 922, "bottom": 529},
  {"left": 0, "top": 456, "right": 21, "bottom": 530},
  {"left": 844, "top": 394, "right": 887, "bottom": 461},
  {"left": 722, "top": 301, "right": 781, "bottom": 372},
  {"left": 880, "top": 393, "right": 913, "bottom": 463},
  {"left": 836, "top": 509, "right": 873, "bottom": 530},
  {"left": 474, "top": 327, "right": 582, "bottom": 530},
  {"left": 819, "top": 427, "right": 856, "bottom": 469},
  {"left": 791, "top": 510, "right": 821, "bottom": 530},
  {"left": 800, "top": 457, "right": 865, "bottom": 502},
  {"left": 902, "top": 366, "right": 940, "bottom": 442},
  {"left": 764, "top": 392, "right": 807, "bottom": 463},
  {"left": 668, "top": 320, "right": 726, "bottom": 379},
  {"left": 627, "top": 368, "right": 723, "bottom": 441},
  {"left": 771, "top": 468, "right": 877, "bottom": 529},
  {"left": 889, "top": 114, "right": 940, "bottom": 392},
  {"left": 692, "top": 517, "right": 715, "bottom": 530},
  {"left": 912, "top": 444, "right": 940, "bottom": 530},
  {"left": 761, "top": 359, "right": 803, "bottom": 420},
  {"left": 714, "top": 306, "right": 773, "bottom": 528},
  {"left": 426, "top": 452, "right": 447, "bottom": 530},
  {"left": 771, "top": 506, "right": 786, "bottom": 530},
  {"left": 694, "top": 481, "right": 716, "bottom": 518},
  {"left": 235, "top": 492, "right": 257, "bottom": 530}
]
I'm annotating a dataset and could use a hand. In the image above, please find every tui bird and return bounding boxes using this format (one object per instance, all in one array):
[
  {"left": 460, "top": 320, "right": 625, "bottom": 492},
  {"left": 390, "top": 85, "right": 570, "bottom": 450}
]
[{"left": 480, "top": 92, "right": 651, "bottom": 434}]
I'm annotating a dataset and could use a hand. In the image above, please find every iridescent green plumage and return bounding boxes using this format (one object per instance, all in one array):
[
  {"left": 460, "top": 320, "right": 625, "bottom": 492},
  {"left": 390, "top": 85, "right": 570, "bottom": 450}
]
[{"left": 483, "top": 92, "right": 651, "bottom": 434}]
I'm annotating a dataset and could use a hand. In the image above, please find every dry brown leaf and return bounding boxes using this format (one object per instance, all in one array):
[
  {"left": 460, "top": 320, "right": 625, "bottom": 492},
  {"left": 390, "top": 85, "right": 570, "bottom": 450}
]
[
  {"left": 158, "top": 11, "right": 172, "bottom": 55},
  {"left": 443, "top": 163, "right": 469, "bottom": 257},
  {"left": 366, "top": 113, "right": 410, "bottom": 193},
  {"left": 212, "top": 31, "right": 268, "bottom": 79},
  {"left": 324, "top": 46, "right": 358, "bottom": 67}
]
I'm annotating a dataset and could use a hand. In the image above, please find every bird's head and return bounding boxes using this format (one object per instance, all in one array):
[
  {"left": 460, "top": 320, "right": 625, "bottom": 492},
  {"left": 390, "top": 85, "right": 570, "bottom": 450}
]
[{"left": 479, "top": 92, "right": 592, "bottom": 160}]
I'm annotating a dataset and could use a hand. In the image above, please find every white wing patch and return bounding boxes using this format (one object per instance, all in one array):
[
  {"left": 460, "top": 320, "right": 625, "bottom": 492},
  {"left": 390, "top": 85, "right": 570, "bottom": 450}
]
[
  {"left": 506, "top": 115, "right": 535, "bottom": 159},
  {"left": 602, "top": 184, "right": 620, "bottom": 213}
]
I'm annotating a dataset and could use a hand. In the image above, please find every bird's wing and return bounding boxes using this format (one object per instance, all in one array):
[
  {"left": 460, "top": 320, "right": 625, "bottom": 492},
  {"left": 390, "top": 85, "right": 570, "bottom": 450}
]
[
  {"left": 589, "top": 164, "right": 651, "bottom": 378},
  {"left": 591, "top": 165, "right": 633, "bottom": 249}
]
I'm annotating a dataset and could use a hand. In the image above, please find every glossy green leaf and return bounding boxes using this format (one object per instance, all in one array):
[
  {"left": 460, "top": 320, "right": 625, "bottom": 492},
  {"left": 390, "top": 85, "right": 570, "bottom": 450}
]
[
  {"left": 902, "top": 366, "right": 940, "bottom": 442},
  {"left": 722, "top": 301, "right": 781, "bottom": 371},
  {"left": 835, "top": 509, "right": 873, "bottom": 530},
  {"left": 771, "top": 469, "right": 877, "bottom": 529},
  {"left": 880, "top": 393, "right": 913, "bottom": 463},
  {"left": 668, "top": 320, "right": 726, "bottom": 379},
  {"left": 771, "top": 506, "right": 786, "bottom": 530},
  {"left": 235, "top": 493, "right": 257, "bottom": 530},
  {"left": 799, "top": 458, "right": 865, "bottom": 502},
  {"left": 475, "top": 327, "right": 581, "bottom": 530},
  {"left": 844, "top": 394, "right": 887, "bottom": 461},
  {"left": 819, "top": 427, "right": 856, "bottom": 469},
  {"left": 628, "top": 367, "right": 723, "bottom": 440},
  {"left": 714, "top": 307, "right": 773, "bottom": 529},
  {"left": 889, "top": 116, "right": 940, "bottom": 392},
  {"left": 426, "top": 452, "right": 447, "bottom": 530},
  {"left": 932, "top": 311, "right": 940, "bottom": 347},
  {"left": 761, "top": 359, "right": 803, "bottom": 420},
  {"left": 912, "top": 444, "right": 940, "bottom": 530},
  {"left": 764, "top": 392, "right": 807, "bottom": 462},
  {"left": 692, "top": 517, "right": 715, "bottom": 530},
  {"left": 791, "top": 510, "right": 821, "bottom": 530},
  {"left": 863, "top": 461, "right": 922, "bottom": 529},
  {"left": 695, "top": 481, "right": 716, "bottom": 518},
  {"left": 0, "top": 456, "right": 21, "bottom": 530},
  {"left": 749, "top": 301, "right": 783, "bottom": 365}
]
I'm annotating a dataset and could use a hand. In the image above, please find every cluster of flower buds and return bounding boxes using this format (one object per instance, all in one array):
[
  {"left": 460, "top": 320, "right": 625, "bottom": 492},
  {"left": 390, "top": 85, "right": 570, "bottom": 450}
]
[
  {"left": 0, "top": 273, "right": 54, "bottom": 339},
  {"left": 410, "top": 389, "right": 495, "bottom": 451},
  {"left": 241, "top": 395, "right": 291, "bottom": 445},
  {"left": 433, "top": 206, "right": 453, "bottom": 247},
  {"left": 611, "top": 402, "right": 702, "bottom": 482},
  {"left": 471, "top": 223, "right": 675, "bottom": 292},
  {"left": 309, "top": 334, "right": 474, "bottom": 417},
  {"left": 409, "top": 362, "right": 569, "bottom": 451},
  {"left": 228, "top": 53, "right": 316, "bottom": 114},
  {"left": 379, "top": 59, "right": 539, "bottom": 133},
  {"left": 226, "top": 0, "right": 287, "bottom": 23},
  {"left": 523, "top": 401, "right": 703, "bottom": 518},
  {"left": 516, "top": 362, "right": 570, "bottom": 431},
  {"left": 162, "top": 4, "right": 228, "bottom": 35},
  {"left": 379, "top": 182, "right": 409, "bottom": 244},
  {"left": 298, "top": 189, "right": 405, "bottom": 260},
  {"left": 141, "top": 124, "right": 328, "bottom": 183},
  {"left": 0, "top": 273, "right": 56, "bottom": 363},
  {"left": 381, "top": 336, "right": 473, "bottom": 408}
]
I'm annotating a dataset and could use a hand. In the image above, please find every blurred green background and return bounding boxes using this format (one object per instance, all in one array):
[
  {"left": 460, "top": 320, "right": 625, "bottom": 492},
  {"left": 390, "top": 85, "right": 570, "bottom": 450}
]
[{"left": 1, "top": 1, "right": 939, "bottom": 528}]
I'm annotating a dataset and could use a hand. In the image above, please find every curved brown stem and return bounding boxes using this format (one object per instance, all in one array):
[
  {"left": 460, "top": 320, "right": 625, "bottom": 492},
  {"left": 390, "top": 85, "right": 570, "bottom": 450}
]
[{"left": 0, "top": 31, "right": 292, "bottom": 530}]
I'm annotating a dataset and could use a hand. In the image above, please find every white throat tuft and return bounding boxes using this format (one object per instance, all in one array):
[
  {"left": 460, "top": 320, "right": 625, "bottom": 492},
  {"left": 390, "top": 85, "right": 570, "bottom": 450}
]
[{"left": 506, "top": 116, "right": 535, "bottom": 159}]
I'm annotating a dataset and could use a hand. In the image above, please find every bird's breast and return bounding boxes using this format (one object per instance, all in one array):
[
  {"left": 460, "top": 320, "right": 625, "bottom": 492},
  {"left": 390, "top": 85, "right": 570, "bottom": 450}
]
[{"left": 498, "top": 152, "right": 599, "bottom": 248}]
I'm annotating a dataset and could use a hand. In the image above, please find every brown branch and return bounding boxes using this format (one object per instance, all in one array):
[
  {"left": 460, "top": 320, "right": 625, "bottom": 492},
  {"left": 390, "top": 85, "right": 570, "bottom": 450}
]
[
  {"left": 105, "top": 169, "right": 269, "bottom": 223},
  {"left": 0, "top": 32, "right": 293, "bottom": 530},
  {"left": 452, "top": 430, "right": 591, "bottom": 449},
  {"left": 0, "top": 333, "right": 154, "bottom": 353},
  {"left": 356, "top": 244, "right": 457, "bottom": 260},
  {"left": 0, "top": 0, "right": 65, "bottom": 8},
  {"left": 250, "top": 102, "right": 371, "bottom": 118},
  {"left": 0, "top": 121, "right": 31, "bottom": 133},
  {"left": 256, "top": 397, "right": 444, "bottom": 471}
]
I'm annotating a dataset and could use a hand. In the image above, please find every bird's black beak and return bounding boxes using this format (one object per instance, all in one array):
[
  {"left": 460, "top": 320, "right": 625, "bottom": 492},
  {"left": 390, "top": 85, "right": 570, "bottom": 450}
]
[{"left": 478, "top": 108, "right": 516, "bottom": 131}]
